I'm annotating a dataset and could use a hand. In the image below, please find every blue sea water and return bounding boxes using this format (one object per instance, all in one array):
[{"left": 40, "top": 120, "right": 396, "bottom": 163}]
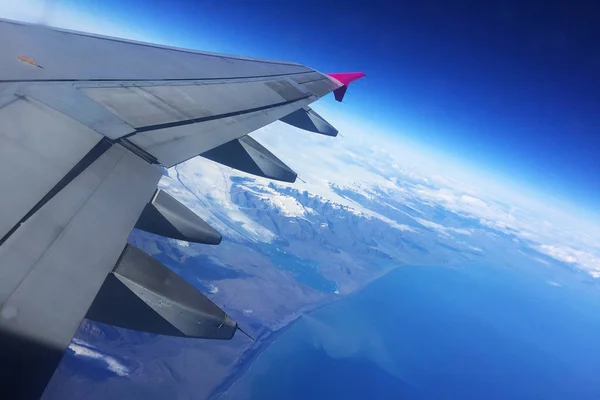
[
  {"left": 257, "top": 243, "right": 339, "bottom": 294},
  {"left": 222, "top": 263, "right": 600, "bottom": 400}
]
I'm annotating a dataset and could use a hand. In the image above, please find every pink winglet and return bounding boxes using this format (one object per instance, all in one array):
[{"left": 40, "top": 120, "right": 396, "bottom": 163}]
[{"left": 326, "top": 72, "right": 366, "bottom": 102}]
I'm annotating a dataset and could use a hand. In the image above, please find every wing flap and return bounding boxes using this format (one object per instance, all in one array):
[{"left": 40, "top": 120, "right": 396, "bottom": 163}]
[
  {"left": 23, "top": 84, "right": 136, "bottom": 139},
  {"left": 0, "top": 95, "right": 103, "bottom": 239},
  {"left": 0, "top": 144, "right": 160, "bottom": 398},
  {"left": 0, "top": 145, "right": 161, "bottom": 351},
  {"left": 129, "top": 95, "right": 314, "bottom": 167},
  {"left": 80, "top": 78, "right": 305, "bottom": 130}
]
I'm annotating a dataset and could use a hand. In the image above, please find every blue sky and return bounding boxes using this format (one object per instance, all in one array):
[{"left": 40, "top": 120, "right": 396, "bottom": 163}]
[{"left": 4, "top": 0, "right": 600, "bottom": 214}]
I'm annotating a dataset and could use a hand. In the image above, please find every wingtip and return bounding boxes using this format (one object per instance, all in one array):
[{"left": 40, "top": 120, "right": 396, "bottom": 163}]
[
  {"left": 326, "top": 72, "right": 366, "bottom": 102},
  {"left": 327, "top": 72, "right": 367, "bottom": 86}
]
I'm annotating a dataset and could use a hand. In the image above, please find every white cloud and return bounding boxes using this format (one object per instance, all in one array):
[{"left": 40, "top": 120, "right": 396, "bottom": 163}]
[
  {"left": 535, "top": 244, "right": 600, "bottom": 277},
  {"left": 68, "top": 338, "right": 129, "bottom": 377},
  {"left": 160, "top": 116, "right": 600, "bottom": 278},
  {"left": 207, "top": 283, "right": 219, "bottom": 294},
  {"left": 414, "top": 217, "right": 472, "bottom": 237},
  {"left": 537, "top": 245, "right": 578, "bottom": 264},
  {"left": 171, "top": 239, "right": 190, "bottom": 248},
  {"left": 159, "top": 160, "right": 276, "bottom": 243},
  {"left": 236, "top": 181, "right": 308, "bottom": 218},
  {"left": 457, "top": 242, "right": 483, "bottom": 253},
  {"left": 155, "top": 120, "right": 416, "bottom": 241}
]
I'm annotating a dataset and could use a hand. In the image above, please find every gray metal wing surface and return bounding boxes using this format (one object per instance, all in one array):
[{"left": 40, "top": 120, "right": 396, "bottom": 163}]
[{"left": 0, "top": 18, "right": 364, "bottom": 399}]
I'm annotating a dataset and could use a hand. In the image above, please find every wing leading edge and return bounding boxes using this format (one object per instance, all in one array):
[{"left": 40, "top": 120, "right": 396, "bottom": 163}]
[{"left": 0, "top": 18, "right": 364, "bottom": 399}]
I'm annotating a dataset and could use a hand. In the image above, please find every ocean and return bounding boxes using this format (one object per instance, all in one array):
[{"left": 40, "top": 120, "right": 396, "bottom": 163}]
[{"left": 219, "top": 263, "right": 600, "bottom": 399}]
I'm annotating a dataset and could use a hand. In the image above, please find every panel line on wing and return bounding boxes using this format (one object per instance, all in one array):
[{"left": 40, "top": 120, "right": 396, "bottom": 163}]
[
  {"left": 117, "top": 138, "right": 159, "bottom": 164},
  {"left": 0, "top": 71, "right": 315, "bottom": 84},
  {"left": 0, "top": 138, "right": 113, "bottom": 247},
  {"left": 128, "top": 93, "right": 313, "bottom": 135}
]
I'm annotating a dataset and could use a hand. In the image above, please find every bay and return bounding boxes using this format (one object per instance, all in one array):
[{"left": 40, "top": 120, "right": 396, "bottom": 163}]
[{"left": 220, "top": 263, "right": 600, "bottom": 400}]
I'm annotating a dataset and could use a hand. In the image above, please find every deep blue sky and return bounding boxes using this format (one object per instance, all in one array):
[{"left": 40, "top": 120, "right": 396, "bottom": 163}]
[{"left": 64, "top": 0, "right": 600, "bottom": 211}]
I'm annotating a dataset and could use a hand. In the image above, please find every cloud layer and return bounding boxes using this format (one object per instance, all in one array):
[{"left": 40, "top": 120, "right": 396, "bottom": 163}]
[
  {"left": 162, "top": 107, "right": 600, "bottom": 278},
  {"left": 68, "top": 338, "right": 130, "bottom": 377}
]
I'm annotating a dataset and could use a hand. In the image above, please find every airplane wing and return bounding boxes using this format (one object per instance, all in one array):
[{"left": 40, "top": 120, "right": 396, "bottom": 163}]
[{"left": 0, "top": 18, "right": 364, "bottom": 398}]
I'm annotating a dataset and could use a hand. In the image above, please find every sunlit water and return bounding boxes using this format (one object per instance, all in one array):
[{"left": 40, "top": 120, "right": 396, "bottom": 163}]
[{"left": 221, "top": 263, "right": 600, "bottom": 400}]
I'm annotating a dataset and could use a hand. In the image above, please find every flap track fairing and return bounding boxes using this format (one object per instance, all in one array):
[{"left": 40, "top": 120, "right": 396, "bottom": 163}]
[
  {"left": 200, "top": 135, "right": 297, "bottom": 183},
  {"left": 135, "top": 189, "right": 222, "bottom": 245},
  {"left": 86, "top": 244, "right": 238, "bottom": 339},
  {"left": 280, "top": 107, "right": 338, "bottom": 137}
]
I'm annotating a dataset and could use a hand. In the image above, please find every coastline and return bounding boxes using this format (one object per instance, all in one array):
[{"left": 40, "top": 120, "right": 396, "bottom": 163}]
[{"left": 207, "top": 265, "right": 399, "bottom": 399}]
